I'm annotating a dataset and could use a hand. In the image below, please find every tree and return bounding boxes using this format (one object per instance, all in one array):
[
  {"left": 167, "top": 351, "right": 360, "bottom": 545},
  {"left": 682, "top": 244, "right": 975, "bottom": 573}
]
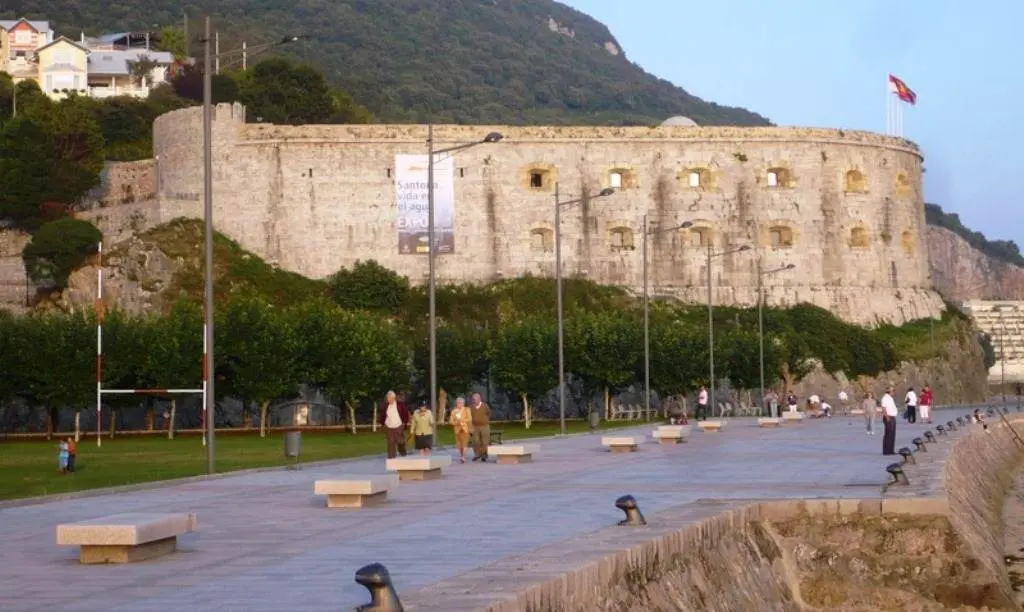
[
  {"left": 100, "top": 309, "right": 152, "bottom": 436},
  {"left": 144, "top": 300, "right": 204, "bottom": 437},
  {"left": 0, "top": 311, "right": 24, "bottom": 408},
  {"left": 567, "top": 310, "right": 642, "bottom": 419},
  {"left": 650, "top": 319, "right": 707, "bottom": 399},
  {"left": 490, "top": 316, "right": 558, "bottom": 428},
  {"left": 328, "top": 260, "right": 410, "bottom": 314},
  {"left": 238, "top": 58, "right": 335, "bottom": 125},
  {"left": 129, "top": 55, "right": 161, "bottom": 87},
  {"left": 411, "top": 323, "right": 490, "bottom": 423},
  {"left": 171, "top": 65, "right": 239, "bottom": 104},
  {"left": 18, "top": 311, "right": 95, "bottom": 439},
  {"left": 0, "top": 117, "right": 64, "bottom": 228},
  {"left": 22, "top": 218, "right": 102, "bottom": 291},
  {"left": 154, "top": 26, "right": 188, "bottom": 61},
  {"left": 216, "top": 292, "right": 301, "bottom": 436}
]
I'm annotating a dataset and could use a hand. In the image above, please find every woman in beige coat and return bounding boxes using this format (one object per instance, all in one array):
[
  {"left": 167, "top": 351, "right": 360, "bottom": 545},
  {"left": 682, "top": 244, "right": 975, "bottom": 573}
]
[{"left": 449, "top": 396, "right": 472, "bottom": 463}]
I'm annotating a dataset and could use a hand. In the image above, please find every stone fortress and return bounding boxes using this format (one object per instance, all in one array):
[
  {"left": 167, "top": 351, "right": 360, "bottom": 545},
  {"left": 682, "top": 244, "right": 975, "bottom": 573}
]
[{"left": 94, "top": 103, "right": 945, "bottom": 326}]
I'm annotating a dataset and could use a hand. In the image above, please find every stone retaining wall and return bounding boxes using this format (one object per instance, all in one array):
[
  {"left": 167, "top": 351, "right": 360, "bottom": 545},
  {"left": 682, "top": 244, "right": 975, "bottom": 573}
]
[{"left": 406, "top": 414, "right": 1024, "bottom": 611}]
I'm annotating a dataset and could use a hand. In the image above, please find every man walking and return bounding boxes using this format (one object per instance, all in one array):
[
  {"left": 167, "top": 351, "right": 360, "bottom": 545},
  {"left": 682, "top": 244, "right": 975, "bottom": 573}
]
[
  {"left": 695, "top": 386, "right": 708, "bottom": 421},
  {"left": 380, "top": 390, "right": 410, "bottom": 459},
  {"left": 881, "top": 385, "right": 898, "bottom": 455},
  {"left": 904, "top": 387, "right": 918, "bottom": 424},
  {"left": 764, "top": 388, "right": 779, "bottom": 418},
  {"left": 469, "top": 392, "right": 492, "bottom": 462}
]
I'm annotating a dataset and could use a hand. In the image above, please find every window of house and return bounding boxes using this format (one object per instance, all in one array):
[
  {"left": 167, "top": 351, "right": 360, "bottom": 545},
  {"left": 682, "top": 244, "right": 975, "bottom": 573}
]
[
  {"left": 609, "top": 171, "right": 622, "bottom": 188},
  {"left": 849, "top": 227, "right": 870, "bottom": 248},
  {"left": 767, "top": 171, "right": 778, "bottom": 187},
  {"left": 54, "top": 51, "right": 70, "bottom": 64},
  {"left": 530, "top": 228, "right": 553, "bottom": 253},
  {"left": 844, "top": 169, "right": 867, "bottom": 193},
  {"left": 529, "top": 171, "right": 545, "bottom": 189},
  {"left": 768, "top": 226, "right": 794, "bottom": 248},
  {"left": 609, "top": 227, "right": 635, "bottom": 251},
  {"left": 766, "top": 167, "right": 792, "bottom": 188},
  {"left": 14, "top": 30, "right": 31, "bottom": 44},
  {"left": 688, "top": 171, "right": 701, "bottom": 187}
]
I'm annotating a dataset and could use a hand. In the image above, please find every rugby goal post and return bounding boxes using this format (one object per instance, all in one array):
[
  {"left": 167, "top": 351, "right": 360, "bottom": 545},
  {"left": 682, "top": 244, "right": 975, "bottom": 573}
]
[{"left": 95, "top": 242, "right": 206, "bottom": 447}]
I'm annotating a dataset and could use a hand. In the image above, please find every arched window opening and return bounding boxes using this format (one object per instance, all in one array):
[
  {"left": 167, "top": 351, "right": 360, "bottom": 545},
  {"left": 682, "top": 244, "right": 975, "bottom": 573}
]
[
  {"left": 844, "top": 169, "right": 867, "bottom": 193},
  {"left": 530, "top": 228, "right": 554, "bottom": 253}
]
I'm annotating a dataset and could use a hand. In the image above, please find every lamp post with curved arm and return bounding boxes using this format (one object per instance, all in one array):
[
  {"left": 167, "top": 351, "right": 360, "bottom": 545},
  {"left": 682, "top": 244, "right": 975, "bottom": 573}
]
[
  {"left": 426, "top": 127, "right": 503, "bottom": 447},
  {"left": 642, "top": 216, "right": 692, "bottom": 420},
  {"left": 199, "top": 17, "right": 305, "bottom": 474},
  {"left": 555, "top": 185, "right": 616, "bottom": 434}
]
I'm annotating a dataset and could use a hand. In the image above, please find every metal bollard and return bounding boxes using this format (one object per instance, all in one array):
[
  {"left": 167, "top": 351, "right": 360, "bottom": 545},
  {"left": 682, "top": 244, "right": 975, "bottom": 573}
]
[
  {"left": 947, "top": 420, "right": 956, "bottom": 431},
  {"left": 956, "top": 416, "right": 965, "bottom": 426},
  {"left": 924, "top": 431, "right": 936, "bottom": 444},
  {"left": 354, "top": 563, "right": 403, "bottom": 612},
  {"left": 615, "top": 494, "right": 647, "bottom": 526},
  {"left": 886, "top": 462, "right": 909, "bottom": 486},
  {"left": 912, "top": 437, "right": 927, "bottom": 452},
  {"left": 898, "top": 447, "right": 915, "bottom": 465}
]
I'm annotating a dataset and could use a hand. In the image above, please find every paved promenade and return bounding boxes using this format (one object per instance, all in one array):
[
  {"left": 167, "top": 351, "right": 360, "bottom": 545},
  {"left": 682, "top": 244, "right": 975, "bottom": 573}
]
[{"left": 0, "top": 413, "right": 947, "bottom": 611}]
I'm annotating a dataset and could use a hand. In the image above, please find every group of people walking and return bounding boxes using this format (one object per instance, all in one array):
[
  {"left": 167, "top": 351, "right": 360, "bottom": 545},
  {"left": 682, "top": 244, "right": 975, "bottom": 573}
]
[
  {"left": 379, "top": 391, "right": 493, "bottom": 463},
  {"left": 861, "top": 384, "right": 934, "bottom": 456}
]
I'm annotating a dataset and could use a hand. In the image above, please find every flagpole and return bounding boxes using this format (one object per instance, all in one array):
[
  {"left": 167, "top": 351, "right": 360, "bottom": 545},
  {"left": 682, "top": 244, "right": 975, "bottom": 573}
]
[{"left": 885, "top": 74, "right": 891, "bottom": 135}]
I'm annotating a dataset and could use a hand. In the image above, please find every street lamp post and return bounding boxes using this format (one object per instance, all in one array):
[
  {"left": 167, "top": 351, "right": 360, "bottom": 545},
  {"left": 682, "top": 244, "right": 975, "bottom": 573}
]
[
  {"left": 642, "top": 215, "right": 691, "bottom": 421},
  {"left": 756, "top": 257, "right": 795, "bottom": 416},
  {"left": 426, "top": 127, "right": 503, "bottom": 446},
  {"left": 706, "top": 242, "right": 751, "bottom": 417},
  {"left": 555, "top": 184, "right": 616, "bottom": 434},
  {"left": 200, "top": 16, "right": 304, "bottom": 474}
]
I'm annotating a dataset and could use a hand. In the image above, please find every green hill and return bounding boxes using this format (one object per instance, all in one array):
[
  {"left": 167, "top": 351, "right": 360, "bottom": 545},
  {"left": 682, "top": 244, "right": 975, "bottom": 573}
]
[{"left": 2, "top": 0, "right": 771, "bottom": 126}]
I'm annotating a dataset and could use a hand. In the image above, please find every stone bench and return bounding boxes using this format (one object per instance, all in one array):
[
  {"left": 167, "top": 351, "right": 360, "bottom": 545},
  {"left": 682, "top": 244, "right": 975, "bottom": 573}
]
[
  {"left": 601, "top": 436, "right": 644, "bottom": 453},
  {"left": 57, "top": 512, "right": 197, "bottom": 564},
  {"left": 697, "top": 420, "right": 725, "bottom": 432},
  {"left": 850, "top": 409, "right": 866, "bottom": 415},
  {"left": 314, "top": 475, "right": 398, "bottom": 508},
  {"left": 757, "top": 417, "right": 782, "bottom": 428},
  {"left": 488, "top": 443, "right": 539, "bottom": 464},
  {"left": 652, "top": 425, "right": 692, "bottom": 444},
  {"left": 782, "top": 411, "right": 805, "bottom": 422},
  {"left": 385, "top": 455, "right": 452, "bottom": 481}
]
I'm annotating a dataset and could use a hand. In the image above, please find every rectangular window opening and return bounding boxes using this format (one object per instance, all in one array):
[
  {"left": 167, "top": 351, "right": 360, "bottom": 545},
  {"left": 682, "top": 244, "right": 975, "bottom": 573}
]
[{"left": 530, "top": 172, "right": 544, "bottom": 188}]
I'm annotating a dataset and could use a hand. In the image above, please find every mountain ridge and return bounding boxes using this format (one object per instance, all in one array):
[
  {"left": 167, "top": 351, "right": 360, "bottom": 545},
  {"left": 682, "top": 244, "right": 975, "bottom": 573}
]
[{"left": 2, "top": 0, "right": 771, "bottom": 126}]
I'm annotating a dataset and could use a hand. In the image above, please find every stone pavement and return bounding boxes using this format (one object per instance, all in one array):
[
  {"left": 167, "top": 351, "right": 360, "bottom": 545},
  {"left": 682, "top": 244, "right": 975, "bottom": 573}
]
[{"left": 0, "top": 412, "right": 953, "bottom": 611}]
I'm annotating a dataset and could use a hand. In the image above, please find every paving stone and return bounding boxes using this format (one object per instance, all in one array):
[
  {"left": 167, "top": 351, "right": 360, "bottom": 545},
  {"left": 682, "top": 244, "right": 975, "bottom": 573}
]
[{"left": 0, "top": 415, "right": 957, "bottom": 610}]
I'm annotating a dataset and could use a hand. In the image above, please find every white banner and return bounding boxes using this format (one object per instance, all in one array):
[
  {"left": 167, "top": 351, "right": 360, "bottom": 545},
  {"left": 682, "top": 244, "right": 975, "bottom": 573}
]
[{"left": 395, "top": 154, "right": 455, "bottom": 254}]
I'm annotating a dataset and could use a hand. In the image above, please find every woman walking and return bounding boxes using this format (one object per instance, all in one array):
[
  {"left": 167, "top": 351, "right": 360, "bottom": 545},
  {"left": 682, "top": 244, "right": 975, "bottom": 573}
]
[
  {"left": 861, "top": 392, "right": 877, "bottom": 435},
  {"left": 449, "top": 397, "right": 472, "bottom": 463},
  {"left": 411, "top": 402, "right": 435, "bottom": 456}
]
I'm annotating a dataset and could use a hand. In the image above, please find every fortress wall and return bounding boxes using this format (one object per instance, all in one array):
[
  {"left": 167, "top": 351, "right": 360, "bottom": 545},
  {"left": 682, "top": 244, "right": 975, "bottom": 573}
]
[{"left": 150, "top": 105, "right": 939, "bottom": 324}]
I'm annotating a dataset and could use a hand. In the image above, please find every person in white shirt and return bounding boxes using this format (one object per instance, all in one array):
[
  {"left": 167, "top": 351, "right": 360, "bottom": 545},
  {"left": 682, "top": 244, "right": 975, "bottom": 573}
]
[
  {"left": 881, "top": 386, "right": 898, "bottom": 455},
  {"left": 696, "top": 386, "right": 708, "bottom": 421},
  {"left": 904, "top": 387, "right": 919, "bottom": 424},
  {"left": 838, "top": 390, "right": 849, "bottom": 415},
  {"left": 820, "top": 401, "right": 832, "bottom": 418}
]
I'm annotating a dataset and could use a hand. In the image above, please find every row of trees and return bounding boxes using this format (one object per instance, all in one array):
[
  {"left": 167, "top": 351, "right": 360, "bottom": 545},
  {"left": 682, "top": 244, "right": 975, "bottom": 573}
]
[{"left": 1, "top": 257, "right": 938, "bottom": 435}]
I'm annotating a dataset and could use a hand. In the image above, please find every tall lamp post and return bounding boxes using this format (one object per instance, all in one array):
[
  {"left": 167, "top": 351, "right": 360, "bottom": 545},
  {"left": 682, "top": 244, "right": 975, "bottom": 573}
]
[
  {"left": 200, "top": 16, "right": 304, "bottom": 474},
  {"left": 555, "top": 184, "right": 616, "bottom": 435},
  {"left": 642, "top": 215, "right": 691, "bottom": 420},
  {"left": 706, "top": 242, "right": 751, "bottom": 417},
  {"left": 426, "top": 126, "right": 503, "bottom": 446},
  {"left": 756, "top": 257, "right": 795, "bottom": 416}
]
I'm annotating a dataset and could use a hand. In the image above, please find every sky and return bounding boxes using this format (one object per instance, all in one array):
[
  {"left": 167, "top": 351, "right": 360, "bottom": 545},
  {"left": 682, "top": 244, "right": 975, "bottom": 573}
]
[{"left": 563, "top": 0, "right": 1023, "bottom": 248}]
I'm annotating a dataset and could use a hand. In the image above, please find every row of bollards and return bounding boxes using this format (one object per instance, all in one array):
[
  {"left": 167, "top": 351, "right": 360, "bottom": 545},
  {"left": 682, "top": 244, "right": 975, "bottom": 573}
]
[
  {"left": 885, "top": 409, "right": 993, "bottom": 491},
  {"left": 353, "top": 494, "right": 649, "bottom": 610}
]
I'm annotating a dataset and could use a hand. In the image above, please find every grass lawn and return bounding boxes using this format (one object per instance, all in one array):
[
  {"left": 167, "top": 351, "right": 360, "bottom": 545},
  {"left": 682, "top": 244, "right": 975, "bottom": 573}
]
[{"left": 0, "top": 419, "right": 646, "bottom": 501}]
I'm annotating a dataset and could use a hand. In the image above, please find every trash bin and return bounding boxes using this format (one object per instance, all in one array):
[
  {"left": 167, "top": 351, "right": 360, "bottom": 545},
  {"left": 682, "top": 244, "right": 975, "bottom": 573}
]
[
  {"left": 589, "top": 410, "right": 601, "bottom": 429},
  {"left": 284, "top": 431, "right": 301, "bottom": 459}
]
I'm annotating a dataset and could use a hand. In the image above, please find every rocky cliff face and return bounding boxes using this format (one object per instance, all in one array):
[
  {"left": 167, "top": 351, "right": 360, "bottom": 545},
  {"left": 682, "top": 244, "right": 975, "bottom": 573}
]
[{"left": 927, "top": 226, "right": 1024, "bottom": 302}]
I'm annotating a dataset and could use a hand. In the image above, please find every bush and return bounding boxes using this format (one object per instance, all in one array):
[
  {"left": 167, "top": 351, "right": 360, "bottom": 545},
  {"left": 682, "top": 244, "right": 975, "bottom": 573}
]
[{"left": 22, "top": 218, "right": 102, "bottom": 290}]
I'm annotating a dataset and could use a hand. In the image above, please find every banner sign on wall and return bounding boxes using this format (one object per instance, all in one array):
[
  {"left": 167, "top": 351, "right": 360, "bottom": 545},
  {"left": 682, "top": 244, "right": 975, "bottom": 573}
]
[{"left": 395, "top": 154, "right": 455, "bottom": 254}]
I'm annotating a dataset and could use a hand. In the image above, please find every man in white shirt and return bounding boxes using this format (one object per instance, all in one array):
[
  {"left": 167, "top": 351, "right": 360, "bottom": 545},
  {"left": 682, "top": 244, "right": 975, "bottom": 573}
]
[
  {"left": 881, "top": 386, "right": 898, "bottom": 455},
  {"left": 696, "top": 386, "right": 708, "bottom": 421},
  {"left": 838, "top": 390, "right": 849, "bottom": 415},
  {"left": 904, "top": 387, "right": 918, "bottom": 424}
]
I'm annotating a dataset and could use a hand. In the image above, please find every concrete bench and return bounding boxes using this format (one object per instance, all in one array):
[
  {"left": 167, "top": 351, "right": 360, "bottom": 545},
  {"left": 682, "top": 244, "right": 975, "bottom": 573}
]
[
  {"left": 697, "top": 420, "right": 726, "bottom": 432},
  {"left": 488, "top": 443, "right": 539, "bottom": 464},
  {"left": 758, "top": 417, "right": 782, "bottom": 428},
  {"left": 652, "top": 425, "right": 692, "bottom": 444},
  {"left": 601, "top": 436, "right": 644, "bottom": 453},
  {"left": 385, "top": 455, "right": 452, "bottom": 481},
  {"left": 850, "top": 409, "right": 866, "bottom": 415},
  {"left": 57, "top": 512, "right": 197, "bottom": 564},
  {"left": 782, "top": 411, "right": 805, "bottom": 423},
  {"left": 314, "top": 475, "right": 398, "bottom": 508}
]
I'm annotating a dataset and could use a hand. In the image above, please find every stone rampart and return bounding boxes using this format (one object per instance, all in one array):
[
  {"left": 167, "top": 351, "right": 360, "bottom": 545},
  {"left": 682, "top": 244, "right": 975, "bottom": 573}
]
[
  {"left": 145, "top": 104, "right": 940, "bottom": 325},
  {"left": 407, "top": 413, "right": 1024, "bottom": 610}
]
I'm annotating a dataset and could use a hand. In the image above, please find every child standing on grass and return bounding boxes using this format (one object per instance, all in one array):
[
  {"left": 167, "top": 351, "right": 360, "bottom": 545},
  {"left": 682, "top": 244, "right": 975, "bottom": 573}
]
[
  {"left": 65, "top": 437, "right": 77, "bottom": 472},
  {"left": 57, "top": 440, "right": 69, "bottom": 473}
]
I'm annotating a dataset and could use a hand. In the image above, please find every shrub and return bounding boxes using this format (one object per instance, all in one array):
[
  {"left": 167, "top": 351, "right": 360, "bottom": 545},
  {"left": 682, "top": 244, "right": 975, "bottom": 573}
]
[{"left": 22, "top": 218, "right": 102, "bottom": 290}]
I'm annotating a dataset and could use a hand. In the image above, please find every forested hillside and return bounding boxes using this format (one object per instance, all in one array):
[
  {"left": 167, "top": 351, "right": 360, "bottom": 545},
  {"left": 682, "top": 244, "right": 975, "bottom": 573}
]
[{"left": 1, "top": 0, "right": 771, "bottom": 126}]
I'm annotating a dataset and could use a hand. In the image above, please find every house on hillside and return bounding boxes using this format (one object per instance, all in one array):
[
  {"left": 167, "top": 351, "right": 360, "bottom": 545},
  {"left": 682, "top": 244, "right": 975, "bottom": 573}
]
[
  {"left": 84, "top": 46, "right": 174, "bottom": 98},
  {"left": 36, "top": 36, "right": 89, "bottom": 98},
  {"left": 0, "top": 18, "right": 54, "bottom": 81}
]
